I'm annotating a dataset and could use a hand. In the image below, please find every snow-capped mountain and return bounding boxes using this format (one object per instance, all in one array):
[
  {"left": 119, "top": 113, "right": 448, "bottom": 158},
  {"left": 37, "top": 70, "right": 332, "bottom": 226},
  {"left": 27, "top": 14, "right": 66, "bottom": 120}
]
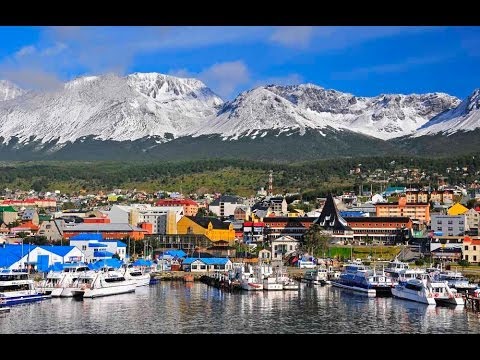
[
  {"left": 413, "top": 89, "right": 480, "bottom": 137},
  {"left": 0, "top": 73, "right": 222, "bottom": 144},
  {"left": 0, "top": 80, "right": 25, "bottom": 101},
  {"left": 190, "top": 84, "right": 459, "bottom": 140}
]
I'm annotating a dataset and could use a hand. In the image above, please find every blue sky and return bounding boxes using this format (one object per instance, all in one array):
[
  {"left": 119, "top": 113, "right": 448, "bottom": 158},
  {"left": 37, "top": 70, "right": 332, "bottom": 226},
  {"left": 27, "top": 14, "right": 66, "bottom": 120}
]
[{"left": 0, "top": 26, "right": 478, "bottom": 100}]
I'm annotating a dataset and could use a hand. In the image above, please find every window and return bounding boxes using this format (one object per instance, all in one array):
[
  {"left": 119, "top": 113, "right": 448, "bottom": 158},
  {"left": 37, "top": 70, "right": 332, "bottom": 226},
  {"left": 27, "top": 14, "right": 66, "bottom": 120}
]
[
  {"left": 474, "top": 246, "right": 477, "bottom": 251},
  {"left": 465, "top": 255, "right": 469, "bottom": 261},
  {"left": 465, "top": 246, "right": 469, "bottom": 251},
  {"left": 45, "top": 225, "right": 51, "bottom": 229},
  {"left": 191, "top": 265, "right": 197, "bottom": 270},
  {"left": 290, "top": 245, "right": 293, "bottom": 250},
  {"left": 459, "top": 221, "right": 464, "bottom": 225},
  {"left": 81, "top": 245, "right": 87, "bottom": 251},
  {"left": 448, "top": 227, "right": 453, "bottom": 231},
  {"left": 200, "top": 265, "right": 206, "bottom": 270},
  {"left": 474, "top": 255, "right": 477, "bottom": 262}
]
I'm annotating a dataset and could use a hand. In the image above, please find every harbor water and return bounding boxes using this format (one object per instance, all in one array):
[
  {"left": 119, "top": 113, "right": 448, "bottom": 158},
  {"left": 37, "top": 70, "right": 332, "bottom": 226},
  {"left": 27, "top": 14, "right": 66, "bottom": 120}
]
[{"left": 0, "top": 282, "right": 479, "bottom": 334}]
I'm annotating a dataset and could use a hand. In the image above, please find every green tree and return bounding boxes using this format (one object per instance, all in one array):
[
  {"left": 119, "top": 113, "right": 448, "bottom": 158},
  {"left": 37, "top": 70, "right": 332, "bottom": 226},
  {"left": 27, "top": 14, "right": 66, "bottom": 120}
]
[{"left": 302, "top": 224, "right": 330, "bottom": 258}]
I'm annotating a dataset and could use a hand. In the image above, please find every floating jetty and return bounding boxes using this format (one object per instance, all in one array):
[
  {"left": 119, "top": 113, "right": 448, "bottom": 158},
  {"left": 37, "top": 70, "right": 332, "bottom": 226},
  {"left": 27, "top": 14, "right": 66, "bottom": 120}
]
[
  {"left": 200, "top": 274, "right": 242, "bottom": 292},
  {"left": 464, "top": 292, "right": 480, "bottom": 312}
]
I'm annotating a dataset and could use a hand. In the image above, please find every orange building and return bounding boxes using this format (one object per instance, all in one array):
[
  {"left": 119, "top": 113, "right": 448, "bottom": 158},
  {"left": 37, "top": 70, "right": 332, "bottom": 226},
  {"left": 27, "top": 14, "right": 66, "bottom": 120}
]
[
  {"left": 155, "top": 199, "right": 199, "bottom": 216},
  {"left": 83, "top": 217, "right": 111, "bottom": 224},
  {"left": 375, "top": 196, "right": 430, "bottom": 223}
]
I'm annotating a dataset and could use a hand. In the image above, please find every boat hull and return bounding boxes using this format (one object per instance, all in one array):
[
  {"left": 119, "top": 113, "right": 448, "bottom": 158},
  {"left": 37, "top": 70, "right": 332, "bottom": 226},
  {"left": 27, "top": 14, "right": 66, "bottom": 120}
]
[
  {"left": 331, "top": 281, "right": 376, "bottom": 297},
  {"left": 0, "top": 293, "right": 51, "bottom": 306},
  {"left": 74, "top": 283, "right": 136, "bottom": 298},
  {"left": 391, "top": 287, "right": 436, "bottom": 305}
]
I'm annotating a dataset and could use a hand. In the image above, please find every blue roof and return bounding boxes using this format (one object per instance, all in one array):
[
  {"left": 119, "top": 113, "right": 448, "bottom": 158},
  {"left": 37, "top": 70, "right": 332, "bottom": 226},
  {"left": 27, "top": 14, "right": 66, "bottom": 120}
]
[
  {"left": 182, "top": 257, "right": 230, "bottom": 265},
  {"left": 93, "top": 250, "right": 114, "bottom": 258},
  {"left": 70, "top": 233, "right": 103, "bottom": 241},
  {"left": 88, "top": 258, "right": 123, "bottom": 270},
  {"left": 39, "top": 245, "right": 75, "bottom": 257},
  {"left": 132, "top": 259, "right": 152, "bottom": 267},
  {"left": 339, "top": 211, "right": 366, "bottom": 218},
  {"left": 101, "top": 240, "right": 127, "bottom": 248},
  {"left": 47, "top": 262, "right": 64, "bottom": 272},
  {"left": 88, "top": 242, "right": 108, "bottom": 248},
  {"left": 164, "top": 249, "right": 187, "bottom": 258},
  {"left": 0, "top": 244, "right": 37, "bottom": 267}
]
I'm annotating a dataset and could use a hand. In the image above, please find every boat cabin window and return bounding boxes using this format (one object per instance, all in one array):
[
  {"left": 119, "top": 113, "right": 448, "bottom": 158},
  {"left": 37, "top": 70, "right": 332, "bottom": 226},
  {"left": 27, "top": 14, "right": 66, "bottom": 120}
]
[
  {"left": 0, "top": 284, "right": 31, "bottom": 292},
  {"left": 0, "top": 274, "right": 28, "bottom": 281},
  {"left": 104, "top": 276, "right": 126, "bottom": 283}
]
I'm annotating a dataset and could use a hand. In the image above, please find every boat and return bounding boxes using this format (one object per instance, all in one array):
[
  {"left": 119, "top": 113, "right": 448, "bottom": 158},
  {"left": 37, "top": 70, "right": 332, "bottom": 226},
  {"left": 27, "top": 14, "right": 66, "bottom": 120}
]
[
  {"left": 236, "top": 264, "right": 263, "bottom": 291},
  {"left": 330, "top": 263, "right": 394, "bottom": 297},
  {"left": 391, "top": 275, "right": 437, "bottom": 305},
  {"left": 122, "top": 263, "right": 151, "bottom": 287},
  {"left": 384, "top": 257, "right": 425, "bottom": 285},
  {"left": 0, "top": 306, "right": 10, "bottom": 313},
  {"left": 50, "top": 264, "right": 92, "bottom": 297},
  {"left": 301, "top": 267, "right": 328, "bottom": 286},
  {"left": 36, "top": 268, "right": 64, "bottom": 295},
  {"left": 71, "top": 267, "right": 137, "bottom": 298},
  {"left": 0, "top": 269, "right": 51, "bottom": 306},
  {"left": 275, "top": 268, "right": 299, "bottom": 290},
  {"left": 434, "top": 270, "right": 477, "bottom": 293},
  {"left": 263, "top": 275, "right": 283, "bottom": 291},
  {"left": 392, "top": 273, "right": 464, "bottom": 306}
]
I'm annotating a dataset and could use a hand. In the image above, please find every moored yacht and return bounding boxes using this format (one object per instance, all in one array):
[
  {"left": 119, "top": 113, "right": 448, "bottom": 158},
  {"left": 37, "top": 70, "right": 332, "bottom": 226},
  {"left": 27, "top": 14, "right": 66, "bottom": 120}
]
[
  {"left": 392, "top": 273, "right": 464, "bottom": 306},
  {"left": 71, "top": 267, "right": 136, "bottom": 298},
  {"left": 301, "top": 267, "right": 328, "bottom": 286},
  {"left": 434, "top": 270, "right": 477, "bottom": 293},
  {"left": 0, "top": 269, "right": 51, "bottom": 306},
  {"left": 331, "top": 263, "right": 394, "bottom": 297},
  {"left": 122, "top": 264, "right": 151, "bottom": 287},
  {"left": 50, "top": 263, "right": 92, "bottom": 297}
]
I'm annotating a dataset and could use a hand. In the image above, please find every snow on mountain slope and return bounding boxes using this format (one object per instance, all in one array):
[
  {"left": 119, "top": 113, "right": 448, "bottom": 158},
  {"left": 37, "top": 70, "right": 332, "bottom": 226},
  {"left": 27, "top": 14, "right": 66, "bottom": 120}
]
[
  {"left": 189, "top": 86, "right": 350, "bottom": 139},
  {"left": 413, "top": 89, "right": 480, "bottom": 137},
  {"left": 190, "top": 84, "right": 459, "bottom": 140},
  {"left": 0, "top": 80, "right": 25, "bottom": 101},
  {"left": 266, "top": 84, "right": 459, "bottom": 140},
  {"left": 0, "top": 73, "right": 222, "bottom": 144}
]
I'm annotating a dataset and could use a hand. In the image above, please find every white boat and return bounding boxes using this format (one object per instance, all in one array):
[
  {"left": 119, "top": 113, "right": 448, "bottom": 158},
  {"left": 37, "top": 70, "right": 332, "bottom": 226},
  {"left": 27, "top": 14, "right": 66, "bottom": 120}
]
[
  {"left": 238, "top": 265, "right": 263, "bottom": 291},
  {"left": 37, "top": 269, "right": 64, "bottom": 295},
  {"left": 392, "top": 273, "right": 464, "bottom": 306},
  {"left": 275, "top": 268, "right": 299, "bottom": 290},
  {"left": 301, "top": 267, "right": 328, "bottom": 286},
  {"left": 434, "top": 271, "right": 477, "bottom": 293},
  {"left": 71, "top": 267, "right": 136, "bottom": 298},
  {"left": 50, "top": 264, "right": 92, "bottom": 297},
  {"left": 263, "top": 276, "right": 283, "bottom": 291},
  {"left": 122, "top": 264, "right": 151, "bottom": 287},
  {"left": 330, "top": 263, "right": 394, "bottom": 297},
  {"left": 0, "top": 269, "right": 51, "bottom": 306},
  {"left": 384, "top": 257, "right": 425, "bottom": 285}
]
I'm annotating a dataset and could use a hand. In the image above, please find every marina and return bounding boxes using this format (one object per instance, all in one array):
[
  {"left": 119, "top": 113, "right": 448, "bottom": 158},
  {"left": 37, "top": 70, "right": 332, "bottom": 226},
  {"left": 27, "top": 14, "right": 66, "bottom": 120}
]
[{"left": 0, "top": 281, "right": 479, "bottom": 334}]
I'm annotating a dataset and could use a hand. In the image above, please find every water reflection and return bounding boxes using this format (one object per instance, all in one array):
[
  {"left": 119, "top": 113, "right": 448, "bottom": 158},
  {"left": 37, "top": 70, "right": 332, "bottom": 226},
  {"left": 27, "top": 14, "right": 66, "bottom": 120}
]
[{"left": 0, "top": 282, "right": 478, "bottom": 334}]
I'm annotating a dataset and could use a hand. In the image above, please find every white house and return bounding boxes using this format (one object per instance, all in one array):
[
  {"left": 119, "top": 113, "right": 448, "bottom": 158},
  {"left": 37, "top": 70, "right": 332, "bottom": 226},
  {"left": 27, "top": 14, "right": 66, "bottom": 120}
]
[
  {"left": 69, "top": 233, "right": 127, "bottom": 262},
  {"left": 181, "top": 258, "right": 233, "bottom": 272},
  {"left": 258, "top": 249, "right": 272, "bottom": 262},
  {"left": 270, "top": 235, "right": 300, "bottom": 261},
  {"left": 0, "top": 244, "right": 84, "bottom": 271}
]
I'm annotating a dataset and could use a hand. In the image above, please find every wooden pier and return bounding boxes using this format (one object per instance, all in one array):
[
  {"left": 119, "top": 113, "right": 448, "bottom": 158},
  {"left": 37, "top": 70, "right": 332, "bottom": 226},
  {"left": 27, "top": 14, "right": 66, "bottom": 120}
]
[{"left": 464, "top": 292, "right": 480, "bottom": 312}]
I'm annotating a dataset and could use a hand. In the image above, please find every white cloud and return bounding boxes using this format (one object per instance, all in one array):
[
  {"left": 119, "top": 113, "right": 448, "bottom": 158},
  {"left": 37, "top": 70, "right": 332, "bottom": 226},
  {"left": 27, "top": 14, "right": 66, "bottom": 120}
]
[
  {"left": 0, "top": 68, "right": 63, "bottom": 91},
  {"left": 15, "top": 45, "right": 36, "bottom": 58},
  {"left": 41, "top": 42, "right": 67, "bottom": 57},
  {"left": 270, "top": 27, "right": 314, "bottom": 48},
  {"left": 254, "top": 73, "right": 304, "bottom": 87},
  {"left": 198, "top": 61, "right": 250, "bottom": 99},
  {"left": 168, "top": 68, "right": 193, "bottom": 78}
]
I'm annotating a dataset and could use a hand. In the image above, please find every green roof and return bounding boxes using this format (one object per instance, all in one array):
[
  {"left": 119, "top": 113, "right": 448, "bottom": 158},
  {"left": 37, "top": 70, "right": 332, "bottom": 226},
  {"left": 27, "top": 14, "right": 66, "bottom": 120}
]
[
  {"left": 39, "top": 214, "right": 52, "bottom": 222},
  {"left": 0, "top": 206, "right": 17, "bottom": 213}
]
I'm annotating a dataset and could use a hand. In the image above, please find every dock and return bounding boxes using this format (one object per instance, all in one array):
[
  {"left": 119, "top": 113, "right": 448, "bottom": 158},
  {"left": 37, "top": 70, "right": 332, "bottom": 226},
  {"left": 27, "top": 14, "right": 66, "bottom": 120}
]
[{"left": 464, "top": 292, "right": 480, "bottom": 312}]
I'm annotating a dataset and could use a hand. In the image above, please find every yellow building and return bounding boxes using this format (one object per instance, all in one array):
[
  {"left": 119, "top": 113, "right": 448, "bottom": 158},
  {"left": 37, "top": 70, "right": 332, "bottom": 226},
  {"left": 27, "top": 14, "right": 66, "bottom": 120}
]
[
  {"left": 176, "top": 216, "right": 235, "bottom": 244},
  {"left": 447, "top": 203, "right": 468, "bottom": 216}
]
